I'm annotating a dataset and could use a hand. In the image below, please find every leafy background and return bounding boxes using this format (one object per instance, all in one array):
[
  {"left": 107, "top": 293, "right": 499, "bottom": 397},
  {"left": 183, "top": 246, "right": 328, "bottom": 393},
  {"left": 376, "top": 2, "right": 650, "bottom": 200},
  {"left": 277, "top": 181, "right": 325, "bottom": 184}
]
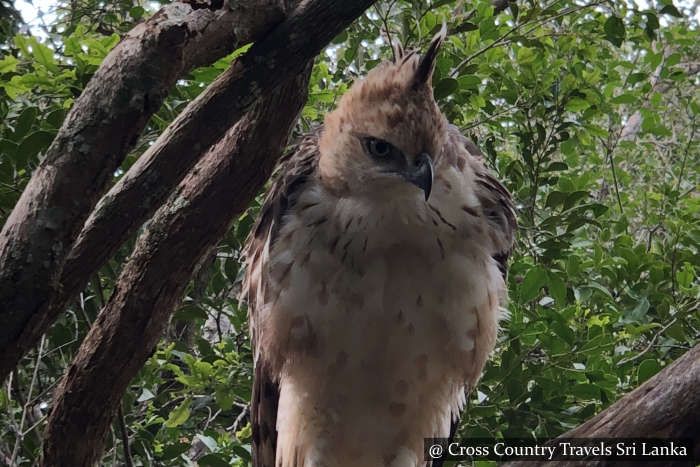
[{"left": 0, "top": 0, "right": 698, "bottom": 465}]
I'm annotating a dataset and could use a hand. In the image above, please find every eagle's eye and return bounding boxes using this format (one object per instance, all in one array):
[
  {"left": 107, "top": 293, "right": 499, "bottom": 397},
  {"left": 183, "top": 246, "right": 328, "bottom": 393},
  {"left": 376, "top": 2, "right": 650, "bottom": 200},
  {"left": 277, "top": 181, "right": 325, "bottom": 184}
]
[{"left": 364, "top": 137, "right": 397, "bottom": 160}]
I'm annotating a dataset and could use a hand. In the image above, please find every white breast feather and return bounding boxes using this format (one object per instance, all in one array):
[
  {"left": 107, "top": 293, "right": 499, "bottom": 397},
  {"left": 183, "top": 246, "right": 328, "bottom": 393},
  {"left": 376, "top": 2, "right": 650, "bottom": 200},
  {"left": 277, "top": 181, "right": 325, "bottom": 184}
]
[{"left": 257, "top": 159, "right": 507, "bottom": 466}]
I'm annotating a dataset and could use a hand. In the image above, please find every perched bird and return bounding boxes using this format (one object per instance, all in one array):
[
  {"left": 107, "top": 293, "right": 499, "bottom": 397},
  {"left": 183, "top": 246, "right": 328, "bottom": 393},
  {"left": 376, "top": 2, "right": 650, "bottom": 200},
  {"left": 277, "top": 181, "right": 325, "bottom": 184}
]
[{"left": 242, "top": 28, "right": 516, "bottom": 467}]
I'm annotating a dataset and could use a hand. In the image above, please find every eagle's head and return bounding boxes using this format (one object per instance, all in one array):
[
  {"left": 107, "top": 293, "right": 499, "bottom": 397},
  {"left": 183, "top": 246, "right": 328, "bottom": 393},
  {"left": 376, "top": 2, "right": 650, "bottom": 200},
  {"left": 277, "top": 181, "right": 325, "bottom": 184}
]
[{"left": 319, "top": 28, "right": 448, "bottom": 201}]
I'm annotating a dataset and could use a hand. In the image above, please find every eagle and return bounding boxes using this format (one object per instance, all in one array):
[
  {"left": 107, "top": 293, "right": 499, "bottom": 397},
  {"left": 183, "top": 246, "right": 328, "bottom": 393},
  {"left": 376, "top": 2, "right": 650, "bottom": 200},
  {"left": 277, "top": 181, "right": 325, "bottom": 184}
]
[{"left": 241, "top": 28, "right": 516, "bottom": 467}]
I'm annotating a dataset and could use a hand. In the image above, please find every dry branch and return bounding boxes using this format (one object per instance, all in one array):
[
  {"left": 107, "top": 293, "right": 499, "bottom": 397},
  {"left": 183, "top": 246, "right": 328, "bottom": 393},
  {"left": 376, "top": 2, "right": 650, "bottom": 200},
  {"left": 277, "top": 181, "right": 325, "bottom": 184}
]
[
  {"left": 0, "top": 0, "right": 288, "bottom": 382},
  {"left": 503, "top": 343, "right": 700, "bottom": 467}
]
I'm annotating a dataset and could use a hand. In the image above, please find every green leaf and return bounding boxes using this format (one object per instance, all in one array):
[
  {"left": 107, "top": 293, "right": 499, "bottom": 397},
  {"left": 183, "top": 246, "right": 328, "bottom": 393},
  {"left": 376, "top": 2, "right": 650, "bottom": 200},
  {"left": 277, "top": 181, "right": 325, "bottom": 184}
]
[
  {"left": 516, "top": 47, "right": 536, "bottom": 65},
  {"left": 677, "top": 262, "right": 694, "bottom": 288},
  {"left": 165, "top": 398, "right": 192, "bottom": 428},
  {"left": 29, "top": 37, "right": 59, "bottom": 73},
  {"left": 199, "top": 454, "right": 231, "bottom": 467},
  {"left": 659, "top": 4, "right": 683, "bottom": 17},
  {"left": 46, "top": 108, "right": 66, "bottom": 128},
  {"left": 215, "top": 388, "right": 234, "bottom": 411},
  {"left": 0, "top": 55, "right": 19, "bottom": 73},
  {"left": 236, "top": 423, "right": 252, "bottom": 442},
  {"left": 637, "top": 359, "right": 660, "bottom": 384},
  {"left": 0, "top": 152, "right": 14, "bottom": 182},
  {"left": 332, "top": 30, "right": 348, "bottom": 44},
  {"left": 546, "top": 190, "right": 567, "bottom": 208},
  {"left": 611, "top": 93, "right": 636, "bottom": 104},
  {"left": 509, "top": 2, "right": 519, "bottom": 20},
  {"left": 571, "top": 383, "right": 600, "bottom": 400},
  {"left": 665, "top": 321, "right": 686, "bottom": 342},
  {"left": 1, "top": 75, "right": 28, "bottom": 99},
  {"left": 196, "top": 434, "right": 218, "bottom": 452},
  {"left": 161, "top": 442, "right": 191, "bottom": 460},
  {"left": 232, "top": 444, "right": 251, "bottom": 461},
  {"left": 603, "top": 16, "right": 625, "bottom": 47},
  {"left": 563, "top": 190, "right": 590, "bottom": 209},
  {"left": 565, "top": 98, "right": 590, "bottom": 112},
  {"left": 543, "top": 162, "right": 568, "bottom": 172},
  {"left": 455, "top": 22, "right": 478, "bottom": 33},
  {"left": 17, "top": 131, "right": 55, "bottom": 162},
  {"left": 129, "top": 6, "right": 145, "bottom": 19},
  {"left": 547, "top": 272, "right": 567, "bottom": 304},
  {"left": 12, "top": 107, "right": 38, "bottom": 142},
  {"left": 626, "top": 297, "right": 650, "bottom": 322},
  {"left": 194, "top": 360, "right": 213, "bottom": 378},
  {"left": 581, "top": 282, "right": 613, "bottom": 299},
  {"left": 550, "top": 320, "right": 574, "bottom": 343},
  {"left": 644, "top": 12, "right": 660, "bottom": 40},
  {"left": 433, "top": 78, "right": 458, "bottom": 100},
  {"left": 175, "top": 304, "right": 207, "bottom": 321},
  {"left": 101, "top": 34, "right": 120, "bottom": 53},
  {"left": 665, "top": 53, "right": 681, "bottom": 67},
  {"left": 521, "top": 266, "right": 546, "bottom": 302},
  {"left": 13, "top": 35, "right": 31, "bottom": 58},
  {"left": 458, "top": 75, "right": 481, "bottom": 89}
]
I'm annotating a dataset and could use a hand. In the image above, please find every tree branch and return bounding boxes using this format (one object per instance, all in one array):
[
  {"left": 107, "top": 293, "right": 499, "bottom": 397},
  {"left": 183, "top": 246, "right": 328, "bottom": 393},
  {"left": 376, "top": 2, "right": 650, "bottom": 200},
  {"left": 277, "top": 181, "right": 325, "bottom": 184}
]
[
  {"left": 0, "top": 0, "right": 288, "bottom": 382},
  {"left": 502, "top": 343, "right": 700, "bottom": 466},
  {"left": 42, "top": 63, "right": 313, "bottom": 467}
]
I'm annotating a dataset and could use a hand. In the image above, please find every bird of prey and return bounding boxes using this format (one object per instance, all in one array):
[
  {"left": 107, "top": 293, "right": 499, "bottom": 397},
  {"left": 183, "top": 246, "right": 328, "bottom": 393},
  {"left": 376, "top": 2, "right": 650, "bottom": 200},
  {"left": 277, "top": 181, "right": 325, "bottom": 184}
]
[{"left": 242, "top": 28, "right": 516, "bottom": 467}]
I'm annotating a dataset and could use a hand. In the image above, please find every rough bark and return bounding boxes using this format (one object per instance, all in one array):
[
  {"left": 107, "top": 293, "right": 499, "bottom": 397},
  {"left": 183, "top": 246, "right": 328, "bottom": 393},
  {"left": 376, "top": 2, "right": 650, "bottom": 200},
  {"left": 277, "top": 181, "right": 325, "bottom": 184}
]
[
  {"left": 62, "top": 0, "right": 377, "bottom": 286},
  {"left": 41, "top": 62, "right": 313, "bottom": 467},
  {"left": 0, "top": 0, "right": 287, "bottom": 382},
  {"left": 503, "top": 343, "right": 700, "bottom": 467}
]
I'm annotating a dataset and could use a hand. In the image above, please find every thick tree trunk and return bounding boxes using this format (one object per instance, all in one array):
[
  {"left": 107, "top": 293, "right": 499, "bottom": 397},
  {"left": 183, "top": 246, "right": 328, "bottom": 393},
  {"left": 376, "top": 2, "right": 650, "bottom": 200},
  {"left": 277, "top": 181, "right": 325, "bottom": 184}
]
[
  {"left": 0, "top": 0, "right": 287, "bottom": 382},
  {"left": 502, "top": 343, "right": 700, "bottom": 467}
]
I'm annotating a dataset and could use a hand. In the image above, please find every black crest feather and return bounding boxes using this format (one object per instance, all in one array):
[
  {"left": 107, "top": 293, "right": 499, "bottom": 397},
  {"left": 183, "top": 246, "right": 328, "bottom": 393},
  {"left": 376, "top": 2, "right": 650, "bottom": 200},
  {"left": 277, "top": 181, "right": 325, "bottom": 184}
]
[{"left": 413, "top": 21, "right": 447, "bottom": 88}]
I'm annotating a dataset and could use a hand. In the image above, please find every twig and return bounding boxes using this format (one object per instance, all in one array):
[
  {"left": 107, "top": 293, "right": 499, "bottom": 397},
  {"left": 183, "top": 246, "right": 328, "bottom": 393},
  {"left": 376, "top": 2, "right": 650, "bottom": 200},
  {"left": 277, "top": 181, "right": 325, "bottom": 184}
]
[
  {"left": 202, "top": 407, "right": 221, "bottom": 432},
  {"left": 375, "top": 1, "right": 398, "bottom": 61},
  {"left": 616, "top": 318, "right": 679, "bottom": 367},
  {"left": 228, "top": 404, "right": 249, "bottom": 434},
  {"left": 459, "top": 100, "right": 521, "bottom": 131},
  {"left": 10, "top": 335, "right": 46, "bottom": 465},
  {"left": 5, "top": 372, "right": 17, "bottom": 443},
  {"left": 607, "top": 143, "right": 625, "bottom": 214},
  {"left": 117, "top": 404, "right": 134, "bottom": 467},
  {"left": 451, "top": 0, "right": 604, "bottom": 78},
  {"left": 675, "top": 118, "right": 696, "bottom": 192}
]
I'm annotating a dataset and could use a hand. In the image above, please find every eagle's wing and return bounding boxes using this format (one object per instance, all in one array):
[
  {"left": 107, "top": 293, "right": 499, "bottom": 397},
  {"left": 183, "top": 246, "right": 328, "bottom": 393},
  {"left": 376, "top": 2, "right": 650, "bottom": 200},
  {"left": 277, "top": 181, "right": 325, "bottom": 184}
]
[
  {"left": 448, "top": 125, "right": 517, "bottom": 280},
  {"left": 430, "top": 127, "right": 516, "bottom": 467},
  {"left": 241, "top": 127, "right": 321, "bottom": 467}
]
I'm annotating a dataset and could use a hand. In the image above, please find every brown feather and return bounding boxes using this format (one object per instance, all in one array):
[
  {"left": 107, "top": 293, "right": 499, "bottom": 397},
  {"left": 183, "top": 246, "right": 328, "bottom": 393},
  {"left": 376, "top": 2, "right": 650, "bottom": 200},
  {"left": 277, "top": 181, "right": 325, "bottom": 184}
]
[{"left": 241, "top": 129, "right": 321, "bottom": 467}]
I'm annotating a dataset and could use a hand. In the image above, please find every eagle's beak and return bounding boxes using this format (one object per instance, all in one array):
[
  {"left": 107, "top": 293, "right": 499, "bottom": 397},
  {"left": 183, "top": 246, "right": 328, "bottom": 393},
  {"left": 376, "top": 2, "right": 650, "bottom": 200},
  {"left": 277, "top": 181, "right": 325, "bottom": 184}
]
[{"left": 404, "top": 152, "right": 434, "bottom": 200}]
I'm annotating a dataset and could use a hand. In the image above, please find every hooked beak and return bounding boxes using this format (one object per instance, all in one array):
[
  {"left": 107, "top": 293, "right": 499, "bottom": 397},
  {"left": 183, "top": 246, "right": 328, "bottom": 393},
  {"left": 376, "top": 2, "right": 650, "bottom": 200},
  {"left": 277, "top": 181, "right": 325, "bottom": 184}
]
[{"left": 404, "top": 152, "right": 434, "bottom": 200}]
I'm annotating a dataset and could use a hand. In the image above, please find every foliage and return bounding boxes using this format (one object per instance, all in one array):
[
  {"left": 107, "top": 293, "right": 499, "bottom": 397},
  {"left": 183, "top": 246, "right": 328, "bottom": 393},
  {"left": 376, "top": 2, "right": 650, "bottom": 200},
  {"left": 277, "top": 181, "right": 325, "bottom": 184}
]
[{"left": 1, "top": 0, "right": 698, "bottom": 465}]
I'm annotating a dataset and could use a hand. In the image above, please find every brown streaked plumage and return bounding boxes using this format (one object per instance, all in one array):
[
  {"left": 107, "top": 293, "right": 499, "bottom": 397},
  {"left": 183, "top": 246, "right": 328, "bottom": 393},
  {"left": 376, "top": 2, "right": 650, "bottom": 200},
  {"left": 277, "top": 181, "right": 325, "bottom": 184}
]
[{"left": 242, "top": 27, "right": 516, "bottom": 467}]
